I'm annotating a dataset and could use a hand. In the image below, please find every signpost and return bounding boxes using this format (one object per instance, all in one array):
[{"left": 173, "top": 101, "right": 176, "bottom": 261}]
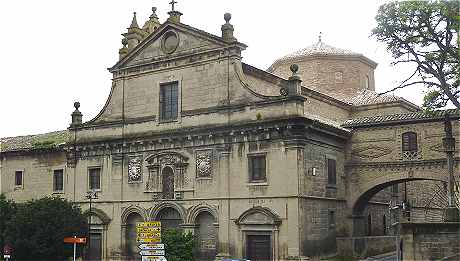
[
  {"left": 136, "top": 221, "right": 166, "bottom": 260},
  {"left": 63, "top": 236, "right": 87, "bottom": 261}
]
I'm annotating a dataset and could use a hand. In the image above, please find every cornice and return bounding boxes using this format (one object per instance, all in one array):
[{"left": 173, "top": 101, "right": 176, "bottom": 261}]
[{"left": 345, "top": 157, "right": 459, "bottom": 170}]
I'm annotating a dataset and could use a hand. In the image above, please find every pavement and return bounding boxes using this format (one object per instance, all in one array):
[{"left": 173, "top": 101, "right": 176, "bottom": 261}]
[{"left": 362, "top": 251, "right": 397, "bottom": 261}]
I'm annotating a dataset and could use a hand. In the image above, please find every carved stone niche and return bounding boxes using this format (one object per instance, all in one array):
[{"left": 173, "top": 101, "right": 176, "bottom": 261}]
[{"left": 144, "top": 151, "right": 189, "bottom": 198}]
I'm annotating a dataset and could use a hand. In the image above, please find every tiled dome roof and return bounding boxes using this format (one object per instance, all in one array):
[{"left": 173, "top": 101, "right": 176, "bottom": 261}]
[{"left": 271, "top": 40, "right": 359, "bottom": 66}]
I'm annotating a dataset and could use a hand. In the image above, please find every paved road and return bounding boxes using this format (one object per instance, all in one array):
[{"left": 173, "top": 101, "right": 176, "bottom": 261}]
[{"left": 365, "top": 252, "right": 397, "bottom": 261}]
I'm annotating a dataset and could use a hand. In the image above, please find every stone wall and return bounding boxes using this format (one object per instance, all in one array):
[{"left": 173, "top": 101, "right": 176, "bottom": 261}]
[{"left": 400, "top": 222, "right": 460, "bottom": 260}]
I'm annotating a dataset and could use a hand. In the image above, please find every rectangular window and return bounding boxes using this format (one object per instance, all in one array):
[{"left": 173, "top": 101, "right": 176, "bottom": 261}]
[
  {"left": 159, "top": 82, "right": 178, "bottom": 121},
  {"left": 248, "top": 155, "right": 266, "bottom": 182},
  {"left": 15, "top": 170, "right": 23, "bottom": 187},
  {"left": 53, "top": 169, "right": 64, "bottom": 192},
  {"left": 88, "top": 168, "right": 101, "bottom": 190},
  {"left": 327, "top": 159, "right": 336, "bottom": 185}
]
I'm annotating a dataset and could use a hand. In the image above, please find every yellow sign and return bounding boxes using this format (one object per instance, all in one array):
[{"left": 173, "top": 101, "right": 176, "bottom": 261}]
[
  {"left": 136, "top": 227, "right": 161, "bottom": 233},
  {"left": 137, "top": 237, "right": 162, "bottom": 243},
  {"left": 138, "top": 232, "right": 161, "bottom": 238},
  {"left": 136, "top": 221, "right": 161, "bottom": 227}
]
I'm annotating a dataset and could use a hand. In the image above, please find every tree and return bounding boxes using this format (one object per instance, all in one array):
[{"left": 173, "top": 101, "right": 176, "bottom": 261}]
[
  {"left": 0, "top": 194, "right": 16, "bottom": 257},
  {"left": 161, "top": 229, "right": 196, "bottom": 261},
  {"left": 4, "top": 196, "right": 87, "bottom": 260},
  {"left": 372, "top": 0, "right": 459, "bottom": 109}
]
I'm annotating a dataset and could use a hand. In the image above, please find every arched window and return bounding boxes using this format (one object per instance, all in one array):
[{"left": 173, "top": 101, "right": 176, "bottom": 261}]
[
  {"left": 162, "top": 166, "right": 175, "bottom": 199},
  {"left": 157, "top": 207, "right": 182, "bottom": 231},
  {"left": 402, "top": 132, "right": 417, "bottom": 152},
  {"left": 125, "top": 213, "right": 143, "bottom": 257}
]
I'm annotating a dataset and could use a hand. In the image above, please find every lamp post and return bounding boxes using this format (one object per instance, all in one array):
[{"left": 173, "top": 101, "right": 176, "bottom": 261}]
[
  {"left": 85, "top": 190, "right": 98, "bottom": 259},
  {"left": 443, "top": 113, "right": 459, "bottom": 222}
]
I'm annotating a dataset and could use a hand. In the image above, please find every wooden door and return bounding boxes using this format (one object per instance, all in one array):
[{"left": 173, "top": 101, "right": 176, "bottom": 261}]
[
  {"left": 246, "top": 235, "right": 271, "bottom": 261},
  {"left": 88, "top": 232, "right": 102, "bottom": 261}
]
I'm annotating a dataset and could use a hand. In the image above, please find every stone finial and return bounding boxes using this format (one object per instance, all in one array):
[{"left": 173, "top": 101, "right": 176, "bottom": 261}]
[
  {"left": 221, "top": 13, "right": 236, "bottom": 43},
  {"left": 129, "top": 12, "right": 139, "bottom": 29},
  {"left": 318, "top": 32, "right": 322, "bottom": 42},
  {"left": 71, "top": 101, "right": 82, "bottom": 127},
  {"left": 119, "top": 38, "right": 129, "bottom": 59},
  {"left": 287, "top": 64, "right": 302, "bottom": 95},
  {"left": 123, "top": 11, "right": 146, "bottom": 51},
  {"left": 143, "top": 6, "right": 161, "bottom": 34}
]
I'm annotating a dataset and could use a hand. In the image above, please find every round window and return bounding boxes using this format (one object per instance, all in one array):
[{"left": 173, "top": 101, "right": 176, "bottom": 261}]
[{"left": 161, "top": 31, "right": 179, "bottom": 54}]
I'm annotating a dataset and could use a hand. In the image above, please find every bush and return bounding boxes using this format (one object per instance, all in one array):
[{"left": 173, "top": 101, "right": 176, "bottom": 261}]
[
  {"left": 3, "top": 196, "right": 87, "bottom": 260},
  {"left": 162, "top": 229, "right": 196, "bottom": 261}
]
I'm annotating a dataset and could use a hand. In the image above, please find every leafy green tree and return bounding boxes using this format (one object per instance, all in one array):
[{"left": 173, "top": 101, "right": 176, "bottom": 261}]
[
  {"left": 0, "top": 194, "right": 16, "bottom": 257},
  {"left": 162, "top": 229, "right": 196, "bottom": 261},
  {"left": 372, "top": 0, "right": 459, "bottom": 109},
  {"left": 4, "top": 196, "right": 87, "bottom": 260}
]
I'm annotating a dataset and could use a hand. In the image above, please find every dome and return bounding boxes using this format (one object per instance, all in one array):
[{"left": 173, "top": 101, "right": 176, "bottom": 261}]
[{"left": 267, "top": 39, "right": 376, "bottom": 73}]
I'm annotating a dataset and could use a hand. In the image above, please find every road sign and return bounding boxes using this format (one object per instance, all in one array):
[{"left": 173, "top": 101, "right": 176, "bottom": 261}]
[
  {"left": 138, "top": 243, "right": 165, "bottom": 250},
  {"left": 142, "top": 256, "right": 166, "bottom": 261},
  {"left": 138, "top": 232, "right": 161, "bottom": 238},
  {"left": 137, "top": 227, "right": 161, "bottom": 233},
  {"left": 64, "top": 237, "right": 87, "bottom": 244},
  {"left": 140, "top": 249, "right": 165, "bottom": 256},
  {"left": 137, "top": 237, "right": 162, "bottom": 243},
  {"left": 137, "top": 221, "right": 161, "bottom": 227}
]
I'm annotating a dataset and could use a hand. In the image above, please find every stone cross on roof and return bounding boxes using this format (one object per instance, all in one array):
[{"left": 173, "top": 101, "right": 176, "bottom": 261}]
[{"left": 169, "top": 0, "right": 177, "bottom": 11}]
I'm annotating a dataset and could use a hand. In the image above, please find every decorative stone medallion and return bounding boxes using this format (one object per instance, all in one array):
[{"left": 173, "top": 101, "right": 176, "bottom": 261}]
[
  {"left": 128, "top": 156, "right": 142, "bottom": 183},
  {"left": 196, "top": 150, "right": 212, "bottom": 178},
  {"left": 161, "top": 30, "right": 179, "bottom": 54}
]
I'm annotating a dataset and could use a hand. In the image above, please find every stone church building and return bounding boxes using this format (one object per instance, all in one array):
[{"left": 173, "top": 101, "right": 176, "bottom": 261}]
[{"left": 1, "top": 6, "right": 459, "bottom": 261}]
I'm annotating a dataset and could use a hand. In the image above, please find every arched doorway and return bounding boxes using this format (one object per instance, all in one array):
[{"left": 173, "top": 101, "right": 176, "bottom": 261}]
[
  {"left": 125, "top": 213, "right": 143, "bottom": 259},
  {"left": 351, "top": 178, "right": 446, "bottom": 236},
  {"left": 157, "top": 207, "right": 182, "bottom": 231},
  {"left": 195, "top": 212, "right": 217, "bottom": 260},
  {"left": 162, "top": 166, "right": 175, "bottom": 199}
]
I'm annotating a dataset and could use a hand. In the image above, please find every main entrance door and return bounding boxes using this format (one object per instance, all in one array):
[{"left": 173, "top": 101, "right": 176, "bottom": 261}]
[
  {"left": 246, "top": 235, "right": 271, "bottom": 261},
  {"left": 88, "top": 232, "right": 102, "bottom": 261}
]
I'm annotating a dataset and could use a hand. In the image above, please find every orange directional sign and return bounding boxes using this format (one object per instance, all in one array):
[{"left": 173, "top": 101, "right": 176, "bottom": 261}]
[{"left": 64, "top": 237, "right": 87, "bottom": 244}]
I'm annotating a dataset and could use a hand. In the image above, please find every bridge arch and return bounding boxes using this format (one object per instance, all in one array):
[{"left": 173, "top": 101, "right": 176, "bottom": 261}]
[{"left": 350, "top": 175, "right": 446, "bottom": 237}]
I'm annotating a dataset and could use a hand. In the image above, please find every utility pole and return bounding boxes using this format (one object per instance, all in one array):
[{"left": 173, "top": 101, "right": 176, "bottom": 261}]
[{"left": 443, "top": 113, "right": 459, "bottom": 222}]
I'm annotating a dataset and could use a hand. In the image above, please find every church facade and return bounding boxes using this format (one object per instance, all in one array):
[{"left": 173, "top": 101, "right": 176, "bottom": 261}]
[{"left": 1, "top": 6, "right": 458, "bottom": 261}]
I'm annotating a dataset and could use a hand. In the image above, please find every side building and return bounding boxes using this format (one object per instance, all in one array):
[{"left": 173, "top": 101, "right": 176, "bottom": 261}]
[{"left": 1, "top": 7, "right": 458, "bottom": 260}]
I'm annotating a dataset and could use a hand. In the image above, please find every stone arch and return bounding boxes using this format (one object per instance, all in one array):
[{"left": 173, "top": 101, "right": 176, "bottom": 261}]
[
  {"left": 351, "top": 177, "right": 446, "bottom": 216},
  {"left": 83, "top": 208, "right": 111, "bottom": 225},
  {"left": 149, "top": 201, "right": 186, "bottom": 221},
  {"left": 235, "top": 206, "right": 282, "bottom": 226},
  {"left": 121, "top": 205, "right": 148, "bottom": 225},
  {"left": 186, "top": 204, "right": 218, "bottom": 224},
  {"left": 350, "top": 176, "right": 446, "bottom": 238}
]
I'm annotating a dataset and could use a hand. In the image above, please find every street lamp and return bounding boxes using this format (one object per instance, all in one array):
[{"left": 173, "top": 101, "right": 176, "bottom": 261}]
[{"left": 85, "top": 190, "right": 98, "bottom": 259}]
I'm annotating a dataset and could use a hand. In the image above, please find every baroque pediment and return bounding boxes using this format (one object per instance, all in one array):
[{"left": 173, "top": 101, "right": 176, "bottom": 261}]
[
  {"left": 351, "top": 146, "right": 392, "bottom": 159},
  {"left": 110, "top": 22, "right": 246, "bottom": 72}
]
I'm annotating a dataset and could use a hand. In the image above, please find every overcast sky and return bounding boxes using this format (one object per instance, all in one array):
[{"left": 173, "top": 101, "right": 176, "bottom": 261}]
[{"left": 0, "top": 0, "right": 422, "bottom": 138}]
